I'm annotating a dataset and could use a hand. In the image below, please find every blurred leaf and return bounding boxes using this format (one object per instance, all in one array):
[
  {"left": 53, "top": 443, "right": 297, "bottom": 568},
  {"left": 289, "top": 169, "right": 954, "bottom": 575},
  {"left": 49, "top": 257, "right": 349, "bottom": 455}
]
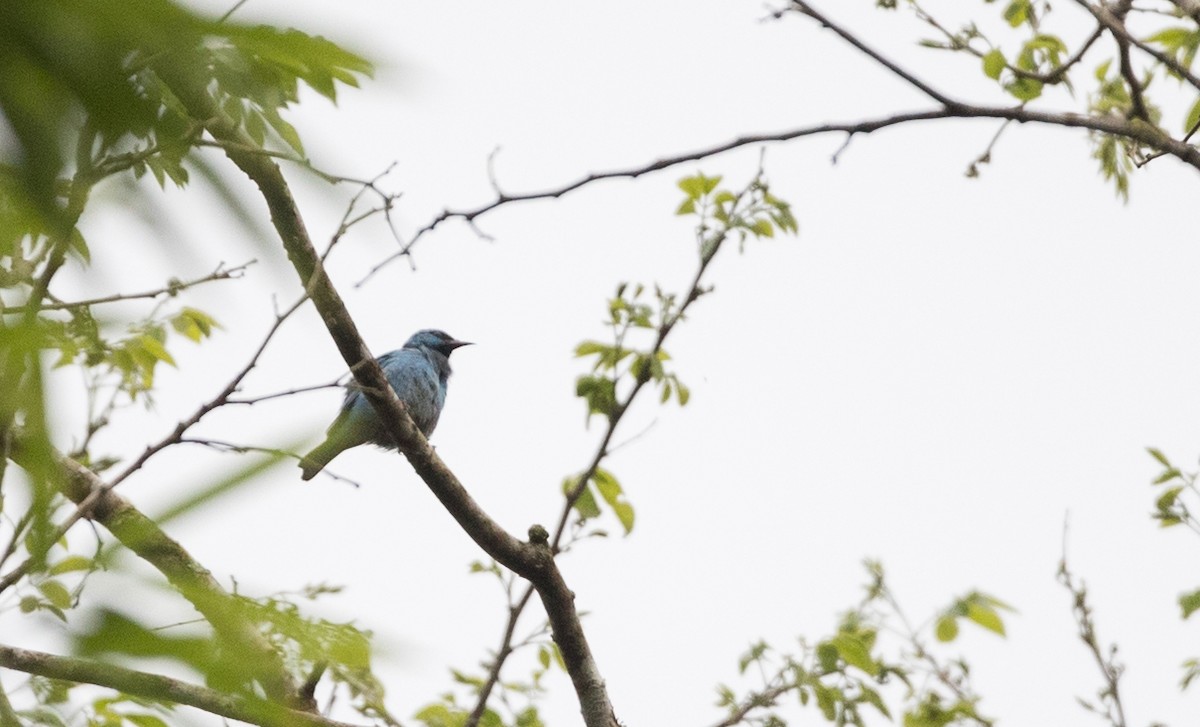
[
  {"left": 830, "top": 632, "right": 878, "bottom": 675},
  {"left": 1147, "top": 447, "right": 1172, "bottom": 468},
  {"left": 37, "top": 579, "right": 72, "bottom": 609},
  {"left": 48, "top": 555, "right": 93, "bottom": 575},
  {"left": 1003, "top": 0, "right": 1031, "bottom": 27},
  {"left": 982, "top": 49, "right": 1006, "bottom": 80},
  {"left": 965, "top": 601, "right": 1005, "bottom": 636},
  {"left": 935, "top": 616, "right": 959, "bottom": 642},
  {"left": 592, "top": 468, "right": 635, "bottom": 534},
  {"left": 564, "top": 476, "right": 600, "bottom": 519},
  {"left": 1180, "top": 589, "right": 1200, "bottom": 619},
  {"left": 1004, "top": 76, "right": 1043, "bottom": 101},
  {"left": 170, "top": 307, "right": 220, "bottom": 343}
]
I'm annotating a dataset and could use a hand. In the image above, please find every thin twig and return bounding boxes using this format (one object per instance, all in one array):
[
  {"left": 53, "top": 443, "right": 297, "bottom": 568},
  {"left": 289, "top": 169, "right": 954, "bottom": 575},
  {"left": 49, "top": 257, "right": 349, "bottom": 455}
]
[
  {"left": 466, "top": 175, "right": 767, "bottom": 724},
  {"left": 1059, "top": 520, "right": 1128, "bottom": 727},
  {"left": 791, "top": 1, "right": 959, "bottom": 107},
  {"left": 1074, "top": 0, "right": 1200, "bottom": 92},
  {"left": 0, "top": 295, "right": 309, "bottom": 596},
  {"left": 0, "top": 643, "right": 360, "bottom": 727},
  {"left": 0, "top": 261, "right": 254, "bottom": 314}
]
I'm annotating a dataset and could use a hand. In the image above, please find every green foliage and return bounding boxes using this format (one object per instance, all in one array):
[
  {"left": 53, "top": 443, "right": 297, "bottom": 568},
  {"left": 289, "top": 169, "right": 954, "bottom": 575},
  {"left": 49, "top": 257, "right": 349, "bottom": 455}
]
[
  {"left": 574, "top": 282, "right": 690, "bottom": 425},
  {"left": 0, "top": 0, "right": 372, "bottom": 235},
  {"left": 563, "top": 467, "right": 635, "bottom": 535},
  {"left": 237, "top": 590, "right": 393, "bottom": 721},
  {"left": 1142, "top": 447, "right": 1200, "bottom": 694},
  {"left": 675, "top": 172, "right": 798, "bottom": 260},
  {"left": 17, "top": 683, "right": 176, "bottom": 727},
  {"left": 934, "top": 592, "right": 1014, "bottom": 642},
  {"left": 67, "top": 587, "right": 391, "bottom": 721},
  {"left": 714, "top": 562, "right": 997, "bottom": 727},
  {"left": 414, "top": 645, "right": 557, "bottom": 727},
  {"left": 1145, "top": 447, "right": 1195, "bottom": 530},
  {"left": 1145, "top": 26, "right": 1200, "bottom": 82},
  {"left": 880, "top": 0, "right": 1200, "bottom": 197}
]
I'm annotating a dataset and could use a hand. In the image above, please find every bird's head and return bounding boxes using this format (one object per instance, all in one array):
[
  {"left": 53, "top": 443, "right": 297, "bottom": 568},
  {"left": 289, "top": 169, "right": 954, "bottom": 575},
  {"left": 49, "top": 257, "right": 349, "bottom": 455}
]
[{"left": 404, "top": 329, "right": 472, "bottom": 358}]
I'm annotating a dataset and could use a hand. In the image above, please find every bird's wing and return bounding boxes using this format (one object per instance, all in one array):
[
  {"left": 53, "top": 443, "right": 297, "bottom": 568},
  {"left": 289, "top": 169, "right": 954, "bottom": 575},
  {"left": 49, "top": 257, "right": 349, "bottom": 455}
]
[{"left": 379, "top": 348, "right": 442, "bottom": 435}]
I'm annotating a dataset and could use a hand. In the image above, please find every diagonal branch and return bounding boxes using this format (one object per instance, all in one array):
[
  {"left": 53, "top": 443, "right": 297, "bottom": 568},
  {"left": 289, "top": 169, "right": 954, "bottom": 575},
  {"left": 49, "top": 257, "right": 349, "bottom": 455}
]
[
  {"left": 790, "top": 1, "right": 959, "bottom": 107},
  {"left": 0, "top": 644, "right": 361, "bottom": 727},
  {"left": 157, "top": 64, "right": 621, "bottom": 727},
  {"left": 3, "top": 440, "right": 307, "bottom": 709},
  {"left": 468, "top": 175, "right": 765, "bottom": 725},
  {"left": 0, "top": 294, "right": 310, "bottom": 595},
  {"left": 1074, "top": 0, "right": 1200, "bottom": 93}
]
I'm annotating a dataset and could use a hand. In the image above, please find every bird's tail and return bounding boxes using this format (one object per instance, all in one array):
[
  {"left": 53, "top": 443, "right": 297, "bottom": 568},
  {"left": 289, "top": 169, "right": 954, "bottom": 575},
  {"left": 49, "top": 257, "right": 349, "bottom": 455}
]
[{"left": 298, "top": 439, "right": 341, "bottom": 481}]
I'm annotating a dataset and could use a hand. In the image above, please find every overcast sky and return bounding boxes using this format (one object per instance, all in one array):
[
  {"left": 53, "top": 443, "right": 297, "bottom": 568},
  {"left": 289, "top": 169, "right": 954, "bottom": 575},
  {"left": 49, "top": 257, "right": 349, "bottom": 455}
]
[{"left": 16, "top": 1, "right": 1200, "bottom": 725}]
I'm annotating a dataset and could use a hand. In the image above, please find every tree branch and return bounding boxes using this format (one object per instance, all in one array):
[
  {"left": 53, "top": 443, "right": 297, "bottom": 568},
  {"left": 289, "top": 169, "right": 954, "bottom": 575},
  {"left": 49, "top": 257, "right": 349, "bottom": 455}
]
[
  {"left": 0, "top": 260, "right": 255, "bottom": 314},
  {"left": 0, "top": 644, "right": 362, "bottom": 727},
  {"left": 158, "top": 65, "right": 621, "bottom": 727},
  {"left": 790, "top": 1, "right": 959, "bottom": 107},
  {"left": 1073, "top": 0, "right": 1200, "bottom": 93},
  {"left": 0, "top": 293, "right": 310, "bottom": 596},
  {"left": 3, "top": 440, "right": 307, "bottom": 709}
]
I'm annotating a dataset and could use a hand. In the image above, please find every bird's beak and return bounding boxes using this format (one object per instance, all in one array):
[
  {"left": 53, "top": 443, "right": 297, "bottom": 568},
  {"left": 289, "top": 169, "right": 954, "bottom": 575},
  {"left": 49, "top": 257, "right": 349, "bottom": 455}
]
[{"left": 447, "top": 340, "right": 473, "bottom": 350}]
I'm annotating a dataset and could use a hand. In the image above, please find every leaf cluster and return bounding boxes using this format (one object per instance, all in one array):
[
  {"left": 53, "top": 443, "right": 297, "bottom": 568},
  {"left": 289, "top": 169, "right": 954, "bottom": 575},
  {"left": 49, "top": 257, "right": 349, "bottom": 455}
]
[
  {"left": 414, "top": 643, "right": 564, "bottom": 727},
  {"left": 0, "top": 0, "right": 372, "bottom": 239},
  {"left": 883, "top": 0, "right": 1200, "bottom": 197},
  {"left": 715, "top": 562, "right": 1007, "bottom": 727}
]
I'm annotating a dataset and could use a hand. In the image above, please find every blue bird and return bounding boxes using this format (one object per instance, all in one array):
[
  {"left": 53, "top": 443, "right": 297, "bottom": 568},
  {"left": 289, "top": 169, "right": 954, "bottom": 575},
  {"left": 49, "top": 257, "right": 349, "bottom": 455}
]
[{"left": 299, "top": 329, "right": 471, "bottom": 480}]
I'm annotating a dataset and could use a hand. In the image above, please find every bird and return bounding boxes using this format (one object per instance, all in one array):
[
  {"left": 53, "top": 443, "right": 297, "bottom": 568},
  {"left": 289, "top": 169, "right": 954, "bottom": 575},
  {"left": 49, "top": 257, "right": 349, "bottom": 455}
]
[{"left": 299, "top": 329, "right": 471, "bottom": 480}]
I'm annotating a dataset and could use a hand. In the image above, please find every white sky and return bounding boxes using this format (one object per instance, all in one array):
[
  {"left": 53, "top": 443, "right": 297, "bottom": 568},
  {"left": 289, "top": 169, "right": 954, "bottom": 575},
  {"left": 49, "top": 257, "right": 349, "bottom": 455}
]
[{"left": 11, "top": 1, "right": 1200, "bottom": 725}]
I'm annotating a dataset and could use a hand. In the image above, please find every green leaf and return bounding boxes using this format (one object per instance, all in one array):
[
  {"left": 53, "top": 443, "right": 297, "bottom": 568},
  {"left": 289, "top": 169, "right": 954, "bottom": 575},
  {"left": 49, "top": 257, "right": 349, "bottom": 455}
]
[
  {"left": 1180, "top": 589, "right": 1200, "bottom": 619},
  {"left": 67, "top": 228, "right": 91, "bottom": 264},
  {"left": 1157, "top": 486, "right": 1184, "bottom": 510},
  {"left": 738, "top": 640, "right": 770, "bottom": 673},
  {"left": 37, "top": 580, "right": 72, "bottom": 609},
  {"left": 574, "top": 340, "right": 609, "bottom": 358},
  {"left": 965, "top": 601, "right": 1006, "bottom": 636},
  {"left": 750, "top": 218, "right": 774, "bottom": 238},
  {"left": 815, "top": 641, "right": 839, "bottom": 672},
  {"left": 1185, "top": 97, "right": 1200, "bottom": 135},
  {"left": 1147, "top": 447, "right": 1172, "bottom": 468},
  {"left": 982, "top": 49, "right": 1006, "bottom": 80},
  {"left": 812, "top": 682, "right": 838, "bottom": 720},
  {"left": 1004, "top": 76, "right": 1043, "bottom": 101},
  {"left": 675, "top": 198, "right": 696, "bottom": 215},
  {"left": 1183, "top": 659, "right": 1200, "bottom": 690},
  {"left": 935, "top": 616, "right": 959, "bottom": 642},
  {"left": 564, "top": 477, "right": 601, "bottom": 519},
  {"left": 1095, "top": 59, "right": 1113, "bottom": 81},
  {"left": 136, "top": 334, "right": 176, "bottom": 367},
  {"left": 860, "top": 684, "right": 891, "bottom": 718},
  {"left": 1003, "top": 0, "right": 1031, "bottom": 27},
  {"left": 261, "top": 107, "right": 305, "bottom": 156},
  {"left": 414, "top": 703, "right": 466, "bottom": 727},
  {"left": 1145, "top": 26, "right": 1196, "bottom": 51},
  {"left": 575, "top": 375, "right": 617, "bottom": 421},
  {"left": 592, "top": 468, "right": 635, "bottom": 534},
  {"left": 48, "top": 555, "right": 92, "bottom": 575},
  {"left": 676, "top": 381, "right": 691, "bottom": 406},
  {"left": 1154, "top": 469, "right": 1183, "bottom": 485},
  {"left": 831, "top": 633, "right": 878, "bottom": 675},
  {"left": 677, "top": 175, "right": 706, "bottom": 200}
]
